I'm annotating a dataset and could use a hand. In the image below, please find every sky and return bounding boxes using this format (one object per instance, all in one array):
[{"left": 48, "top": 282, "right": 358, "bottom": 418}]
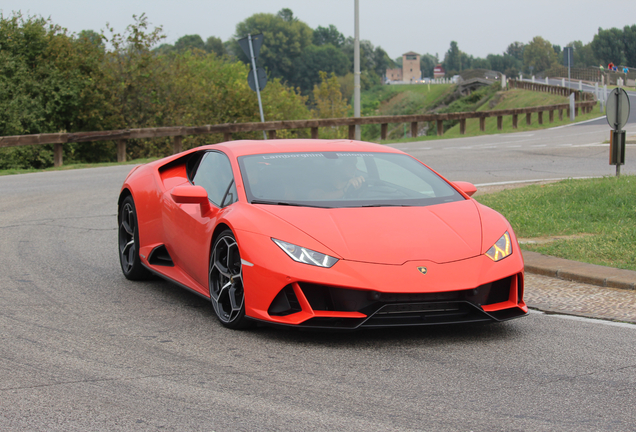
[{"left": 2, "top": 0, "right": 635, "bottom": 61}]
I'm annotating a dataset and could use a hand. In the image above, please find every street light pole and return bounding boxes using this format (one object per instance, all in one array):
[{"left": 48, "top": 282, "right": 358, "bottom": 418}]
[{"left": 353, "top": 0, "right": 361, "bottom": 140}]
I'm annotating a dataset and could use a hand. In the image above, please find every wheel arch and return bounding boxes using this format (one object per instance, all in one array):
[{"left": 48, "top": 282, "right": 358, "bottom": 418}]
[
  {"left": 118, "top": 188, "right": 133, "bottom": 219},
  {"left": 210, "top": 222, "right": 233, "bottom": 262}
]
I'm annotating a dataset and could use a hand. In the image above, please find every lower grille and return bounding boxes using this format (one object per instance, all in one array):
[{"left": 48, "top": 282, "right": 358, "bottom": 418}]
[{"left": 361, "top": 301, "right": 491, "bottom": 327}]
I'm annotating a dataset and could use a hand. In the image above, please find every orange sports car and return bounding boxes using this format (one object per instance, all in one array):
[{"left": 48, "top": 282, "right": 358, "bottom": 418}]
[{"left": 118, "top": 139, "right": 527, "bottom": 329}]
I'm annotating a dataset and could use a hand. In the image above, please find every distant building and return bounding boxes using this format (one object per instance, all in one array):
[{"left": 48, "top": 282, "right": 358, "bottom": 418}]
[
  {"left": 402, "top": 51, "right": 421, "bottom": 82},
  {"left": 433, "top": 64, "right": 445, "bottom": 79},
  {"left": 385, "top": 52, "right": 421, "bottom": 83},
  {"left": 385, "top": 67, "right": 402, "bottom": 81}
]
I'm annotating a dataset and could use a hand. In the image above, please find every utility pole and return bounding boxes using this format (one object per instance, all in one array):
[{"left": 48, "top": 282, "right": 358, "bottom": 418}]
[{"left": 354, "top": 0, "right": 361, "bottom": 140}]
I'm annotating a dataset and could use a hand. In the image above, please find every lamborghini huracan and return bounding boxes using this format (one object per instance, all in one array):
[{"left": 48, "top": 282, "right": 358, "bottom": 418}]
[{"left": 118, "top": 139, "right": 527, "bottom": 329}]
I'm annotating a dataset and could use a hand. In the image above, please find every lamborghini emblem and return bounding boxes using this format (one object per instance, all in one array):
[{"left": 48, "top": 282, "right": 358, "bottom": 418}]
[{"left": 417, "top": 266, "right": 427, "bottom": 275}]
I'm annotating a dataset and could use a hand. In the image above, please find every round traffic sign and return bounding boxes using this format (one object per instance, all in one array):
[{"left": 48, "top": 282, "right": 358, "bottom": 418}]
[{"left": 605, "top": 88, "right": 630, "bottom": 130}]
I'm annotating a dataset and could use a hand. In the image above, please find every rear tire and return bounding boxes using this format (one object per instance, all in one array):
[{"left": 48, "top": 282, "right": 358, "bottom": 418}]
[{"left": 118, "top": 195, "right": 151, "bottom": 280}]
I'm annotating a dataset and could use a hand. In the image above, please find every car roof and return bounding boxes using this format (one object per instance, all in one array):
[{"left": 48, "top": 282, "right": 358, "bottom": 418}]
[{"left": 200, "top": 139, "right": 404, "bottom": 159}]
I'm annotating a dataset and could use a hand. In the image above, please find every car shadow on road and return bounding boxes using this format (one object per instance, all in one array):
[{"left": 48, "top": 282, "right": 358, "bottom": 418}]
[
  {"left": 250, "top": 319, "right": 526, "bottom": 348},
  {"left": 131, "top": 277, "right": 527, "bottom": 347}
]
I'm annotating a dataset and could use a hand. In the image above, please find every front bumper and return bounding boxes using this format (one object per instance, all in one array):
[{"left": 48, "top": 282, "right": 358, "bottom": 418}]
[{"left": 238, "top": 231, "right": 527, "bottom": 329}]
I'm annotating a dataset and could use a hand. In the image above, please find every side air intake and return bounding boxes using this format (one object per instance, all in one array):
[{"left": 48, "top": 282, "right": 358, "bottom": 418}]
[{"left": 148, "top": 245, "right": 174, "bottom": 267}]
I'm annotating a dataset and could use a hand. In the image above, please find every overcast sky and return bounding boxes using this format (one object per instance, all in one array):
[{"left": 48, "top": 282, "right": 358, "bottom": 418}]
[{"left": 2, "top": 0, "right": 634, "bottom": 61}]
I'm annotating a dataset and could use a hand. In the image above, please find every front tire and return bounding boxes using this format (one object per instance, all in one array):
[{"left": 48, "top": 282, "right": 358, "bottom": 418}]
[
  {"left": 209, "top": 230, "right": 252, "bottom": 329},
  {"left": 118, "top": 195, "right": 151, "bottom": 280}
]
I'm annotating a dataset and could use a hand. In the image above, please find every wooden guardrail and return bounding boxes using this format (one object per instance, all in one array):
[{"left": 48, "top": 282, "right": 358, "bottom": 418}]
[{"left": 0, "top": 81, "right": 597, "bottom": 167}]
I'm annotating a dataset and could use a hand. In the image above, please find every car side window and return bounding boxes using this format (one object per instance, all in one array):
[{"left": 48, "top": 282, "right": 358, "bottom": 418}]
[{"left": 192, "top": 151, "right": 237, "bottom": 207}]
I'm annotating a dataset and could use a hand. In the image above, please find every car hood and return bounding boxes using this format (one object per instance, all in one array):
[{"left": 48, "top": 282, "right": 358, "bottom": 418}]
[{"left": 258, "top": 200, "right": 482, "bottom": 265}]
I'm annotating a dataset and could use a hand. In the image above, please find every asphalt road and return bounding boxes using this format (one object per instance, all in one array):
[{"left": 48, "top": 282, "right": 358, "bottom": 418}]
[
  {"left": 392, "top": 116, "right": 636, "bottom": 185},
  {"left": 1, "top": 147, "right": 635, "bottom": 430}
]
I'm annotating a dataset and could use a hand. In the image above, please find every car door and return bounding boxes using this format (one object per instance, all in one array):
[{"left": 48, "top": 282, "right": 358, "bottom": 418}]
[{"left": 164, "top": 151, "right": 237, "bottom": 291}]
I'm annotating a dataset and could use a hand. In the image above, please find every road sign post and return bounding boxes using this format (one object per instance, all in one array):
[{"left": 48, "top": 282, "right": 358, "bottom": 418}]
[
  {"left": 238, "top": 34, "right": 267, "bottom": 140},
  {"left": 605, "top": 87, "right": 630, "bottom": 177},
  {"left": 563, "top": 47, "right": 573, "bottom": 90}
]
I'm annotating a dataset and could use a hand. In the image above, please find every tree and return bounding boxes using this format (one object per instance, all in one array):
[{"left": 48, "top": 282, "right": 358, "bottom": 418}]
[
  {"left": 523, "top": 36, "right": 558, "bottom": 73},
  {"left": 230, "top": 9, "right": 313, "bottom": 86},
  {"left": 277, "top": 8, "right": 295, "bottom": 22},
  {"left": 487, "top": 53, "right": 522, "bottom": 77},
  {"left": 567, "top": 40, "right": 596, "bottom": 67},
  {"left": 592, "top": 27, "right": 625, "bottom": 66},
  {"left": 205, "top": 36, "right": 225, "bottom": 56},
  {"left": 313, "top": 24, "right": 344, "bottom": 48},
  {"left": 78, "top": 29, "right": 104, "bottom": 47},
  {"left": 622, "top": 24, "right": 636, "bottom": 67},
  {"left": 420, "top": 53, "right": 437, "bottom": 78},
  {"left": 100, "top": 12, "right": 169, "bottom": 155},
  {"left": 0, "top": 13, "right": 107, "bottom": 168},
  {"left": 313, "top": 71, "right": 349, "bottom": 138},
  {"left": 372, "top": 46, "right": 393, "bottom": 78},
  {"left": 443, "top": 41, "right": 462, "bottom": 73},
  {"left": 506, "top": 42, "right": 525, "bottom": 62},
  {"left": 174, "top": 34, "right": 205, "bottom": 52},
  {"left": 472, "top": 57, "right": 491, "bottom": 70},
  {"left": 340, "top": 38, "right": 386, "bottom": 87},
  {"left": 292, "top": 44, "right": 350, "bottom": 95}
]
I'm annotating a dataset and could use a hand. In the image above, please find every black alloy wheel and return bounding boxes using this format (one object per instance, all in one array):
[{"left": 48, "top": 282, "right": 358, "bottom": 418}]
[
  {"left": 118, "top": 195, "right": 151, "bottom": 280},
  {"left": 209, "top": 230, "right": 252, "bottom": 329}
]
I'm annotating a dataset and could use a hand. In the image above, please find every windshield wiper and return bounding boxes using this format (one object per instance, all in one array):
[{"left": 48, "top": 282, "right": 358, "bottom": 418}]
[
  {"left": 250, "top": 199, "right": 325, "bottom": 208},
  {"left": 360, "top": 203, "right": 411, "bottom": 207}
]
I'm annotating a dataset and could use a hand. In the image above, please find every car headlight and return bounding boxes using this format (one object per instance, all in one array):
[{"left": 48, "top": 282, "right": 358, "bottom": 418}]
[
  {"left": 272, "top": 239, "right": 339, "bottom": 268},
  {"left": 485, "top": 232, "right": 512, "bottom": 262}
]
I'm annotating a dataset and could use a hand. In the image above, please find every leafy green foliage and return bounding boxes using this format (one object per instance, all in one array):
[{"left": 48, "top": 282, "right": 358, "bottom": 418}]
[
  {"left": 0, "top": 12, "right": 108, "bottom": 168},
  {"left": 313, "top": 24, "right": 344, "bottom": 48},
  {"left": 592, "top": 27, "right": 626, "bottom": 65},
  {"left": 419, "top": 54, "right": 437, "bottom": 78},
  {"left": 312, "top": 71, "right": 349, "bottom": 138},
  {"left": 523, "top": 36, "right": 558, "bottom": 73},
  {"left": 231, "top": 9, "right": 313, "bottom": 87},
  {"left": 0, "top": 12, "right": 310, "bottom": 168},
  {"left": 293, "top": 44, "right": 350, "bottom": 95}
]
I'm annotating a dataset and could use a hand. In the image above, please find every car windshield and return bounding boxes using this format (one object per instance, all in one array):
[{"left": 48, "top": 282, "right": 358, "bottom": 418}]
[{"left": 238, "top": 151, "right": 464, "bottom": 208}]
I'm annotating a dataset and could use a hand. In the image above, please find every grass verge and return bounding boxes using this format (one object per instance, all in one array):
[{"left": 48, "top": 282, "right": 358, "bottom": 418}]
[
  {"left": 475, "top": 176, "right": 636, "bottom": 271},
  {"left": 0, "top": 158, "right": 157, "bottom": 176}
]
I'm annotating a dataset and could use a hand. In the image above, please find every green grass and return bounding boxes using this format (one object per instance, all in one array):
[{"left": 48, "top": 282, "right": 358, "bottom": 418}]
[
  {"left": 360, "top": 84, "right": 456, "bottom": 141},
  {"left": 0, "top": 158, "right": 157, "bottom": 176},
  {"left": 362, "top": 83, "right": 455, "bottom": 115},
  {"left": 475, "top": 176, "right": 636, "bottom": 270}
]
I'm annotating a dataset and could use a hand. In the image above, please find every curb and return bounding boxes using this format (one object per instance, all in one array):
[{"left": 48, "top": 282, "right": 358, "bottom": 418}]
[{"left": 523, "top": 250, "right": 636, "bottom": 290}]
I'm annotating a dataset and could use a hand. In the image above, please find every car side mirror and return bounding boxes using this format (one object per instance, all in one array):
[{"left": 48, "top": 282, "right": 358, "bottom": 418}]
[
  {"left": 453, "top": 181, "right": 477, "bottom": 197},
  {"left": 171, "top": 185, "right": 212, "bottom": 214}
]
